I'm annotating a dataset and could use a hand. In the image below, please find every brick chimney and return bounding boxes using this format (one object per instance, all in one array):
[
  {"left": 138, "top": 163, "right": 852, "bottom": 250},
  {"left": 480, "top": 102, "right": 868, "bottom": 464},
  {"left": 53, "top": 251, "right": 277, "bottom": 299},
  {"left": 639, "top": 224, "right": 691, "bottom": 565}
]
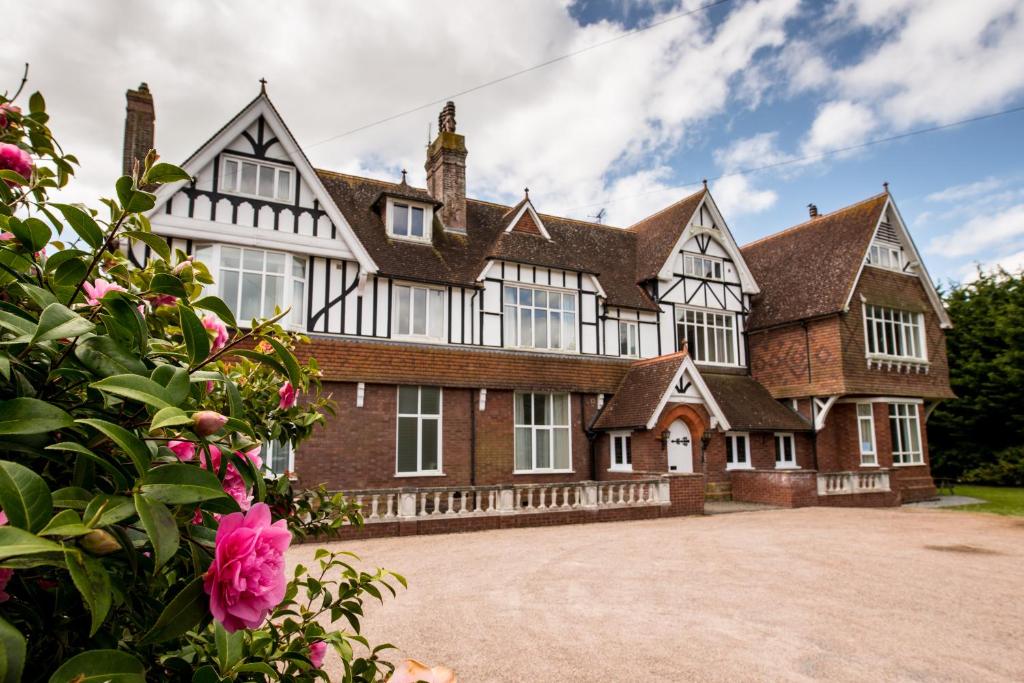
[
  {"left": 808, "top": 203, "right": 819, "bottom": 219},
  {"left": 123, "top": 82, "right": 155, "bottom": 176},
  {"left": 425, "top": 101, "right": 467, "bottom": 231}
]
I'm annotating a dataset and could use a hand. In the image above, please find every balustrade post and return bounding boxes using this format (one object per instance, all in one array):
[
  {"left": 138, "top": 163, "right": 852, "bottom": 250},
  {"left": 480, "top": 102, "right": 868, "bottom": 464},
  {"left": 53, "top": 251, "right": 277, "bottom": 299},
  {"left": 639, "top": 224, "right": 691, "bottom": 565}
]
[
  {"left": 657, "top": 479, "right": 671, "bottom": 504},
  {"left": 397, "top": 491, "right": 418, "bottom": 519},
  {"left": 498, "top": 487, "right": 516, "bottom": 513}
]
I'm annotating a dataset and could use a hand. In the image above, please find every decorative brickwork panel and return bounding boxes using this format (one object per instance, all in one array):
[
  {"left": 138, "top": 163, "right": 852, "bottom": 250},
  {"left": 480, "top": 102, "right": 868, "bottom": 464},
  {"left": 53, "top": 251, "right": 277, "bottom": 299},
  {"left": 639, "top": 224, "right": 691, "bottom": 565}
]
[
  {"left": 748, "top": 317, "right": 845, "bottom": 398},
  {"left": 511, "top": 210, "right": 543, "bottom": 235}
]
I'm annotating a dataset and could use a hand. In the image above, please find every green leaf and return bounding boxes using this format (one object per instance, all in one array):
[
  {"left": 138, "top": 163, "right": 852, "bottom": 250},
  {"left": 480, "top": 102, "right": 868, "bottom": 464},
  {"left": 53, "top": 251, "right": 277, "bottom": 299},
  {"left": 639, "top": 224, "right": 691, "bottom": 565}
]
[
  {"left": 0, "top": 311, "right": 35, "bottom": 337},
  {"left": 214, "top": 621, "right": 244, "bottom": 673},
  {"left": 150, "top": 272, "right": 187, "bottom": 298},
  {"left": 0, "top": 398, "right": 74, "bottom": 436},
  {"left": 16, "top": 282, "right": 57, "bottom": 309},
  {"left": 140, "top": 577, "right": 207, "bottom": 644},
  {"left": 226, "top": 380, "right": 244, "bottom": 419},
  {"left": 47, "top": 649, "right": 145, "bottom": 683},
  {"left": 139, "top": 464, "right": 228, "bottom": 504},
  {"left": 46, "top": 443, "right": 129, "bottom": 491},
  {"left": 99, "top": 296, "right": 147, "bottom": 352},
  {"left": 229, "top": 349, "right": 288, "bottom": 377},
  {"left": 7, "top": 217, "right": 50, "bottom": 253},
  {"left": 75, "top": 335, "right": 148, "bottom": 377},
  {"left": 0, "top": 461, "right": 53, "bottom": 532},
  {"left": 51, "top": 204, "right": 104, "bottom": 249},
  {"left": 32, "top": 303, "right": 94, "bottom": 343},
  {"left": 28, "top": 92, "right": 45, "bottom": 114},
  {"left": 123, "top": 230, "right": 170, "bottom": 262},
  {"left": 51, "top": 487, "right": 92, "bottom": 510},
  {"left": 264, "top": 336, "right": 302, "bottom": 387},
  {"left": 76, "top": 418, "right": 151, "bottom": 475},
  {"left": 179, "top": 305, "right": 210, "bottom": 364},
  {"left": 192, "top": 296, "right": 237, "bottom": 328},
  {"left": 90, "top": 374, "right": 173, "bottom": 409},
  {"left": 38, "top": 510, "right": 91, "bottom": 537},
  {"left": 145, "top": 163, "right": 191, "bottom": 186},
  {"left": 133, "top": 493, "right": 178, "bottom": 570},
  {"left": 83, "top": 494, "right": 136, "bottom": 527},
  {"left": 64, "top": 548, "right": 112, "bottom": 636},
  {"left": 150, "top": 406, "right": 191, "bottom": 432},
  {"left": 151, "top": 364, "right": 190, "bottom": 404},
  {"left": 0, "top": 616, "right": 26, "bottom": 683},
  {"left": 0, "top": 527, "right": 62, "bottom": 561}
]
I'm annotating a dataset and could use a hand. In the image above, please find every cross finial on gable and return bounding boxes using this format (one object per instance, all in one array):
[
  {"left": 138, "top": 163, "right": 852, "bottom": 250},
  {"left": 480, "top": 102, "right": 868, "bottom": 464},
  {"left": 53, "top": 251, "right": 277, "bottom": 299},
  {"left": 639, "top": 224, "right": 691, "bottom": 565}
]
[
  {"left": 702, "top": 178, "right": 708, "bottom": 189},
  {"left": 883, "top": 181, "right": 889, "bottom": 192},
  {"left": 259, "top": 77, "right": 268, "bottom": 94},
  {"left": 401, "top": 169, "right": 408, "bottom": 184},
  {"left": 524, "top": 187, "right": 530, "bottom": 200}
]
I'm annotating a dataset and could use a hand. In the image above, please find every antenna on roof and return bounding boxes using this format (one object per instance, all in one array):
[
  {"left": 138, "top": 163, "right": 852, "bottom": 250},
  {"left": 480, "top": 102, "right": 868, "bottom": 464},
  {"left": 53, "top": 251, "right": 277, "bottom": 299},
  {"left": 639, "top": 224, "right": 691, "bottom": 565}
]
[
  {"left": 588, "top": 208, "right": 607, "bottom": 224},
  {"left": 427, "top": 122, "right": 431, "bottom": 147}
]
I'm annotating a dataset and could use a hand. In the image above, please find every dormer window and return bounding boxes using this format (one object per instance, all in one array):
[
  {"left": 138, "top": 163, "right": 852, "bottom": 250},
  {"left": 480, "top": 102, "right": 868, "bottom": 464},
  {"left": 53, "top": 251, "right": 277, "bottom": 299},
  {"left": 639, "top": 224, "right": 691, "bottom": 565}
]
[
  {"left": 867, "top": 242, "right": 903, "bottom": 271},
  {"left": 387, "top": 198, "right": 433, "bottom": 242},
  {"left": 219, "top": 155, "right": 292, "bottom": 202},
  {"left": 682, "top": 253, "right": 723, "bottom": 281}
]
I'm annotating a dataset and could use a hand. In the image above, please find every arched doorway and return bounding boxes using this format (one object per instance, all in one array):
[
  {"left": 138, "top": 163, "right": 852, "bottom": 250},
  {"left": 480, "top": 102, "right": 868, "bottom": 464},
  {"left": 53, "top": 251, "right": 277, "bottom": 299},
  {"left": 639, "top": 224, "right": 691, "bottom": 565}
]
[{"left": 667, "top": 419, "right": 693, "bottom": 473}]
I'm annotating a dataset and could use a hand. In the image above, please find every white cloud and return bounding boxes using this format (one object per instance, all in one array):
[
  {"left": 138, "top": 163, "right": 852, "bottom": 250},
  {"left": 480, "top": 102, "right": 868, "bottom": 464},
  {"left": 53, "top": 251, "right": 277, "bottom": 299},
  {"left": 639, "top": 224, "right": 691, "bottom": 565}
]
[
  {"left": 928, "top": 203, "right": 1024, "bottom": 257},
  {"left": 710, "top": 174, "right": 778, "bottom": 217},
  {"left": 801, "top": 100, "right": 878, "bottom": 157},
  {"left": 926, "top": 177, "right": 1009, "bottom": 203},
  {"left": 714, "top": 131, "right": 792, "bottom": 171},
  {"left": 960, "top": 248, "right": 1024, "bottom": 282}
]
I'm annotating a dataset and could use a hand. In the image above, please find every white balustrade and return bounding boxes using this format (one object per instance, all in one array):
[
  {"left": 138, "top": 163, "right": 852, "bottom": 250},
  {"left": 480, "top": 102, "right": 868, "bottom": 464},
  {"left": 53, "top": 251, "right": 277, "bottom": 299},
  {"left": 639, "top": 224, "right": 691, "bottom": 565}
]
[{"left": 817, "top": 471, "right": 891, "bottom": 496}]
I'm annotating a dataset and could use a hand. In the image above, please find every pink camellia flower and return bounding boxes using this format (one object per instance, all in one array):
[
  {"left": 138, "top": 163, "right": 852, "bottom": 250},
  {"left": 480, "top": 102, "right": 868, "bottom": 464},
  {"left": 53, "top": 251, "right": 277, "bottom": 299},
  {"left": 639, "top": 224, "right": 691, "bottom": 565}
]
[
  {"left": 278, "top": 381, "right": 298, "bottom": 410},
  {"left": 0, "top": 512, "right": 12, "bottom": 603},
  {"left": 192, "top": 410, "right": 228, "bottom": 437},
  {"left": 82, "top": 278, "right": 126, "bottom": 306},
  {"left": 148, "top": 294, "right": 178, "bottom": 308},
  {"left": 172, "top": 441, "right": 262, "bottom": 514},
  {"left": 203, "top": 503, "right": 291, "bottom": 633},
  {"left": 389, "top": 660, "right": 458, "bottom": 683},
  {"left": 309, "top": 641, "right": 327, "bottom": 669},
  {"left": 169, "top": 439, "right": 197, "bottom": 462},
  {"left": 0, "top": 143, "right": 32, "bottom": 182},
  {"left": 0, "top": 103, "right": 20, "bottom": 129},
  {"left": 202, "top": 315, "right": 229, "bottom": 353},
  {"left": 0, "top": 232, "right": 12, "bottom": 240}
]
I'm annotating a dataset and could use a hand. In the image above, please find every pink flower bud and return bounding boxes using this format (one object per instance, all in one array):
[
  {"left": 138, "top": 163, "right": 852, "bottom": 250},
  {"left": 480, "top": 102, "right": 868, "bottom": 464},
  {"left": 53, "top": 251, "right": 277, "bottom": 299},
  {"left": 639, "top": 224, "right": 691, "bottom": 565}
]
[
  {"left": 0, "top": 143, "right": 31, "bottom": 183},
  {"left": 81, "top": 529, "right": 121, "bottom": 556},
  {"left": 193, "top": 410, "right": 227, "bottom": 437},
  {"left": 0, "top": 103, "right": 20, "bottom": 129},
  {"left": 309, "top": 641, "right": 327, "bottom": 669},
  {"left": 202, "top": 315, "right": 229, "bottom": 353},
  {"left": 148, "top": 294, "right": 178, "bottom": 308},
  {"left": 278, "top": 381, "right": 298, "bottom": 410},
  {"left": 172, "top": 256, "right": 194, "bottom": 276}
]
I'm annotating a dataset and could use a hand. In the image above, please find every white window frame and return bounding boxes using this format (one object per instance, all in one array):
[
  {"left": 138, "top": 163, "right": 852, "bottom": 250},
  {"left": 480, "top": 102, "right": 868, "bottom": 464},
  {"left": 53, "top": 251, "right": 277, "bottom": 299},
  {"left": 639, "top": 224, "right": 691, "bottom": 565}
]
[
  {"left": 618, "top": 320, "right": 639, "bottom": 357},
  {"left": 863, "top": 304, "right": 927, "bottom": 362},
  {"left": 503, "top": 284, "right": 578, "bottom": 352},
  {"left": 675, "top": 306, "right": 738, "bottom": 366},
  {"left": 219, "top": 154, "right": 294, "bottom": 203},
  {"left": 392, "top": 283, "right": 445, "bottom": 341},
  {"left": 682, "top": 253, "right": 724, "bottom": 281},
  {"left": 514, "top": 392, "right": 573, "bottom": 473},
  {"left": 386, "top": 197, "right": 433, "bottom": 243},
  {"left": 395, "top": 386, "right": 443, "bottom": 476},
  {"left": 262, "top": 439, "right": 294, "bottom": 479},
  {"left": 889, "top": 402, "right": 923, "bottom": 466},
  {"left": 725, "top": 432, "right": 751, "bottom": 470},
  {"left": 866, "top": 242, "right": 904, "bottom": 272},
  {"left": 193, "top": 243, "right": 306, "bottom": 330},
  {"left": 857, "top": 403, "right": 877, "bottom": 466},
  {"left": 609, "top": 431, "right": 633, "bottom": 472},
  {"left": 774, "top": 433, "right": 797, "bottom": 469}
]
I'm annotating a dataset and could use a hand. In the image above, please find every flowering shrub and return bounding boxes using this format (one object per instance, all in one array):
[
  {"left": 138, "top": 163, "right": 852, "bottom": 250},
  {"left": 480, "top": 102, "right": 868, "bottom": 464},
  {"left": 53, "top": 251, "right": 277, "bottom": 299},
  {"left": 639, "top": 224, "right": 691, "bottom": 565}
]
[{"left": 0, "top": 78, "right": 404, "bottom": 681}]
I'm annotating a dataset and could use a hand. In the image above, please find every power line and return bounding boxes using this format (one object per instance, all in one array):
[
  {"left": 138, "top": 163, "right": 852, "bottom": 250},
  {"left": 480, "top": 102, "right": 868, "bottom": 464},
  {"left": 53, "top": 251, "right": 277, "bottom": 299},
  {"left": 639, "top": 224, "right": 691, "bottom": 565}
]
[
  {"left": 309, "top": 0, "right": 733, "bottom": 148},
  {"left": 559, "top": 103, "right": 1024, "bottom": 214}
]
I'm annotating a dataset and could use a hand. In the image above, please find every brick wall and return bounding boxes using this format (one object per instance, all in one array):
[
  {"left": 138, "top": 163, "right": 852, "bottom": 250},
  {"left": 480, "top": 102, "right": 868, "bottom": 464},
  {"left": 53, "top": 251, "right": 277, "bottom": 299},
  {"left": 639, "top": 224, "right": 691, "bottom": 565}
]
[
  {"left": 730, "top": 470, "right": 818, "bottom": 508},
  {"left": 749, "top": 316, "right": 845, "bottom": 398}
]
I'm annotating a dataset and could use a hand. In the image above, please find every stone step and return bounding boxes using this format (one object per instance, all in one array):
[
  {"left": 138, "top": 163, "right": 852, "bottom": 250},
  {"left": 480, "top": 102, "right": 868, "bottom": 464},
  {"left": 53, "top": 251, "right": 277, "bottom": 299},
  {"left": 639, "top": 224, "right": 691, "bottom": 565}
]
[{"left": 705, "top": 482, "right": 732, "bottom": 502}]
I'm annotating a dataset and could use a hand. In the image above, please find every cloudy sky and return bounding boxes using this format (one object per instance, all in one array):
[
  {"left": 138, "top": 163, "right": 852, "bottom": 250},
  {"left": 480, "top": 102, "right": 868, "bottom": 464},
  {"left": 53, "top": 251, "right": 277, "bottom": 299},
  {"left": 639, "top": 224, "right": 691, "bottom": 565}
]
[{"left": 5, "top": 0, "right": 1024, "bottom": 284}]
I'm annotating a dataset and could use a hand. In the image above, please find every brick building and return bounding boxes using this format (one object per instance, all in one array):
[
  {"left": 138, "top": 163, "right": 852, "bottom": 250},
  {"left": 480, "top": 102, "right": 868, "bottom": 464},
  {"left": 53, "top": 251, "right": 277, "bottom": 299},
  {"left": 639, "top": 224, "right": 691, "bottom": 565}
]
[{"left": 125, "top": 84, "right": 954, "bottom": 530}]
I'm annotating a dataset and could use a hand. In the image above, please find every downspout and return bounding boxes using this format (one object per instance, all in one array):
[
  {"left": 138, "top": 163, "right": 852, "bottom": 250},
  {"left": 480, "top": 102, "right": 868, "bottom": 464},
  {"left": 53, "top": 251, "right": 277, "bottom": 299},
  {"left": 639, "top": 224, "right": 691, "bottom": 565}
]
[
  {"left": 581, "top": 394, "right": 597, "bottom": 480},
  {"left": 469, "top": 389, "right": 477, "bottom": 486}
]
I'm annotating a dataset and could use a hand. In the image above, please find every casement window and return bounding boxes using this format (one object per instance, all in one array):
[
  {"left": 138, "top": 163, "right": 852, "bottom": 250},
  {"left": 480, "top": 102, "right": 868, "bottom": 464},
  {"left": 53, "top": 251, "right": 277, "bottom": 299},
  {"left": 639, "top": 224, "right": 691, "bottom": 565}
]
[
  {"left": 857, "top": 403, "right": 877, "bottom": 466},
  {"left": 618, "top": 320, "right": 639, "bottom": 357},
  {"left": 503, "top": 285, "right": 577, "bottom": 352},
  {"left": 774, "top": 433, "right": 797, "bottom": 468},
  {"left": 263, "top": 439, "right": 293, "bottom": 478},
  {"left": 387, "top": 199, "right": 431, "bottom": 242},
  {"left": 396, "top": 386, "right": 442, "bottom": 475},
  {"left": 220, "top": 155, "right": 293, "bottom": 202},
  {"left": 393, "top": 284, "right": 444, "bottom": 340},
  {"left": 864, "top": 305, "right": 925, "bottom": 361},
  {"left": 867, "top": 242, "right": 903, "bottom": 271},
  {"left": 889, "top": 402, "right": 923, "bottom": 465},
  {"left": 725, "top": 432, "right": 751, "bottom": 470},
  {"left": 514, "top": 393, "right": 571, "bottom": 472},
  {"left": 676, "top": 307, "right": 737, "bottom": 365},
  {"left": 194, "top": 244, "right": 306, "bottom": 329},
  {"left": 682, "top": 253, "right": 724, "bottom": 281},
  {"left": 609, "top": 432, "right": 632, "bottom": 471}
]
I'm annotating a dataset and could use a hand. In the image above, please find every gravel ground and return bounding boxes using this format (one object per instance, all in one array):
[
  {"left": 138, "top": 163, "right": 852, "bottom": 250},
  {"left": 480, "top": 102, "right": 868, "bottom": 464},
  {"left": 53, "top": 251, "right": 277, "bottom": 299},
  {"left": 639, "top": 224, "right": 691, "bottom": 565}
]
[{"left": 288, "top": 508, "right": 1024, "bottom": 682}]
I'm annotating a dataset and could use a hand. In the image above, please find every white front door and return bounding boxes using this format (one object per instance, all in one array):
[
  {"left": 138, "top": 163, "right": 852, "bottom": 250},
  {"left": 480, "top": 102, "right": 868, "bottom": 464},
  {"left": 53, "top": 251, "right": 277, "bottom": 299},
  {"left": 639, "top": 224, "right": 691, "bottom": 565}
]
[{"left": 667, "top": 419, "right": 693, "bottom": 473}]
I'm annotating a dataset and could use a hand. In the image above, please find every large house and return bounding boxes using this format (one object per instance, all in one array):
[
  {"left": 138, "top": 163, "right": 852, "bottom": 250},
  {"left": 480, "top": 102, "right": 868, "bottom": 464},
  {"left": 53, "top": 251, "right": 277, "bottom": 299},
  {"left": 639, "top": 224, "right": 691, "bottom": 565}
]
[{"left": 122, "top": 83, "right": 954, "bottom": 532}]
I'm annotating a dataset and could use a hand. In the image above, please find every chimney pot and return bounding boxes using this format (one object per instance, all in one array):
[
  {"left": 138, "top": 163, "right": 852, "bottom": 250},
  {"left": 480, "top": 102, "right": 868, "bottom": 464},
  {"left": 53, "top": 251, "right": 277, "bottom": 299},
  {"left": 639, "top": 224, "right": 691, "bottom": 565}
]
[
  {"left": 808, "top": 203, "right": 818, "bottom": 218},
  {"left": 425, "top": 102, "right": 467, "bottom": 231},
  {"left": 123, "top": 83, "right": 155, "bottom": 177}
]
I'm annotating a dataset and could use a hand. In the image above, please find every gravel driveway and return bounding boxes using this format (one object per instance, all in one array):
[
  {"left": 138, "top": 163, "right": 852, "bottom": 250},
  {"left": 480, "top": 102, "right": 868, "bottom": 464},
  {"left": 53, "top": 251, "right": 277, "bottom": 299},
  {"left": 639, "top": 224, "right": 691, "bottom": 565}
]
[{"left": 288, "top": 508, "right": 1024, "bottom": 682}]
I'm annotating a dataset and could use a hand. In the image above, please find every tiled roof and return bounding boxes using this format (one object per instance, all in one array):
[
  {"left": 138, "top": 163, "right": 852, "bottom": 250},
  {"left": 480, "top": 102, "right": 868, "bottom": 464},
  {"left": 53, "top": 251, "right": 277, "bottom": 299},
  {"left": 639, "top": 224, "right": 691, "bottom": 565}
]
[
  {"left": 741, "top": 194, "right": 888, "bottom": 330},
  {"left": 593, "top": 353, "right": 686, "bottom": 430},
  {"left": 631, "top": 189, "right": 706, "bottom": 282},
  {"left": 298, "top": 336, "right": 631, "bottom": 393},
  {"left": 701, "top": 372, "right": 811, "bottom": 432},
  {"left": 316, "top": 171, "right": 666, "bottom": 311}
]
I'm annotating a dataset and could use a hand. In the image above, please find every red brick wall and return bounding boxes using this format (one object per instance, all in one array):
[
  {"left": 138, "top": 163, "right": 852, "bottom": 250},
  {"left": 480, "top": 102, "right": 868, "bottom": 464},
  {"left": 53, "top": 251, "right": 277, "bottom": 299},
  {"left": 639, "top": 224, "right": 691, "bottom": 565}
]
[
  {"left": 730, "top": 470, "right": 818, "bottom": 508},
  {"left": 749, "top": 317, "right": 844, "bottom": 398}
]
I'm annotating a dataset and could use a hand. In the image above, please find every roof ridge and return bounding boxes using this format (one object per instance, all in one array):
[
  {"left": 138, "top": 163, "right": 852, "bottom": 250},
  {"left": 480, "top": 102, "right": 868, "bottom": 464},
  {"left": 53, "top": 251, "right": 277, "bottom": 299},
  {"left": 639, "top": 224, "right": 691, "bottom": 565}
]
[
  {"left": 741, "top": 192, "right": 888, "bottom": 251},
  {"left": 626, "top": 188, "right": 706, "bottom": 231}
]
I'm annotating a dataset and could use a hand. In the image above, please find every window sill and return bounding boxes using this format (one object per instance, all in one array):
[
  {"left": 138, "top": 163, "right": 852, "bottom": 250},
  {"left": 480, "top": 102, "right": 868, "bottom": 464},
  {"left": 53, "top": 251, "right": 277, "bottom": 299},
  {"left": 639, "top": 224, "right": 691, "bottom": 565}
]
[
  {"left": 774, "top": 464, "right": 800, "bottom": 470},
  {"left": 859, "top": 462, "right": 879, "bottom": 468},
  {"left": 391, "top": 334, "right": 447, "bottom": 345},
  {"left": 891, "top": 461, "right": 925, "bottom": 468},
  {"left": 513, "top": 469, "right": 575, "bottom": 475},
  {"left": 504, "top": 345, "right": 580, "bottom": 355},
  {"left": 726, "top": 464, "right": 753, "bottom": 471},
  {"left": 387, "top": 233, "right": 433, "bottom": 244},
  {"left": 608, "top": 467, "right": 633, "bottom": 473},
  {"left": 394, "top": 471, "right": 445, "bottom": 478}
]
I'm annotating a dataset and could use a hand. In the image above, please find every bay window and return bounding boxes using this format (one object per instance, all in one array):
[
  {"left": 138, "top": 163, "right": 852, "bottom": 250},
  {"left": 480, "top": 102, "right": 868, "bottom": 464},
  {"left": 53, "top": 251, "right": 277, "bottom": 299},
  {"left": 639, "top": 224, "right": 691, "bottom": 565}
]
[
  {"left": 857, "top": 403, "right": 877, "bottom": 466},
  {"left": 676, "top": 307, "right": 737, "bottom": 365},
  {"left": 504, "top": 285, "right": 577, "bottom": 351},
  {"left": 515, "top": 393, "right": 571, "bottom": 472},
  {"left": 393, "top": 284, "right": 444, "bottom": 340},
  {"left": 610, "top": 432, "right": 632, "bottom": 471},
  {"left": 889, "top": 402, "right": 923, "bottom": 465},
  {"left": 864, "top": 305, "right": 925, "bottom": 361},
  {"left": 220, "top": 155, "right": 292, "bottom": 202},
  {"left": 725, "top": 432, "right": 750, "bottom": 470},
  {"left": 396, "top": 386, "right": 442, "bottom": 475},
  {"left": 774, "top": 433, "right": 796, "bottom": 468},
  {"left": 194, "top": 244, "right": 306, "bottom": 329}
]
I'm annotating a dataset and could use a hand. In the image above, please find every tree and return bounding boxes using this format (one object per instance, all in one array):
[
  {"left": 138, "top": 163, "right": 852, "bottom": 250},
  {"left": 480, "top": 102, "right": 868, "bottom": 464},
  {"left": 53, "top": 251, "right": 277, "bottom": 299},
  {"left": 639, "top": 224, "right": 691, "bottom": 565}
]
[
  {"left": 929, "top": 269, "right": 1024, "bottom": 485},
  {"left": 0, "top": 74, "right": 403, "bottom": 681}
]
